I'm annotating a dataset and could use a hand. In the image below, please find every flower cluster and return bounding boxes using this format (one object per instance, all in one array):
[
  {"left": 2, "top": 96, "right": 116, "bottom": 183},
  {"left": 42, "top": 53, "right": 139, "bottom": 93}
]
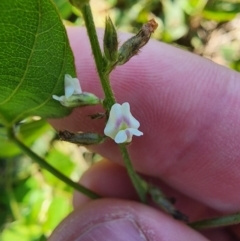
[{"left": 53, "top": 75, "right": 143, "bottom": 144}]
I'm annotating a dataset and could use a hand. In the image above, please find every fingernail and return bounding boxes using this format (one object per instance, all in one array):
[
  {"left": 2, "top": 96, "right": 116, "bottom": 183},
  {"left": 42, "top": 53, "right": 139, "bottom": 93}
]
[{"left": 75, "top": 218, "right": 147, "bottom": 241}]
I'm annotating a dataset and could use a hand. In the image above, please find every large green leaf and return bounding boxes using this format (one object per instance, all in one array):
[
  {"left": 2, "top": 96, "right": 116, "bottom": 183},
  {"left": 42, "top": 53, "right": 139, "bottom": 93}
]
[{"left": 0, "top": 0, "right": 75, "bottom": 127}]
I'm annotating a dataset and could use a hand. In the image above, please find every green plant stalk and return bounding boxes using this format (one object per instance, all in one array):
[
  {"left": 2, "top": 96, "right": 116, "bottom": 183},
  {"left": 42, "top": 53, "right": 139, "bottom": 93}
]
[
  {"left": 78, "top": 3, "right": 148, "bottom": 203},
  {"left": 190, "top": 212, "right": 240, "bottom": 229},
  {"left": 7, "top": 127, "right": 100, "bottom": 199},
  {"left": 119, "top": 144, "right": 148, "bottom": 203},
  {"left": 80, "top": 4, "right": 115, "bottom": 110}
]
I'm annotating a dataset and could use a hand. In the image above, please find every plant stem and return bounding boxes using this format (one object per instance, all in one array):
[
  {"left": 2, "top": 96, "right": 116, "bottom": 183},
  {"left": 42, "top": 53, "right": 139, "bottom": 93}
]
[
  {"left": 75, "top": 2, "right": 148, "bottom": 203},
  {"left": 119, "top": 144, "right": 148, "bottom": 203},
  {"left": 149, "top": 184, "right": 188, "bottom": 222},
  {"left": 7, "top": 127, "right": 100, "bottom": 199},
  {"left": 80, "top": 4, "right": 115, "bottom": 110},
  {"left": 190, "top": 212, "right": 240, "bottom": 229}
]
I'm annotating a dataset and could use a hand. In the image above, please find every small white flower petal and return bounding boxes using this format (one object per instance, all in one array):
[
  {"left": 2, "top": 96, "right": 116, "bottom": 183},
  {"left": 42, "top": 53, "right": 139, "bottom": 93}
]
[
  {"left": 64, "top": 74, "right": 74, "bottom": 98},
  {"left": 72, "top": 78, "right": 82, "bottom": 94},
  {"left": 64, "top": 74, "right": 82, "bottom": 99},
  {"left": 115, "top": 130, "right": 128, "bottom": 143},
  {"left": 104, "top": 103, "right": 125, "bottom": 139},
  {"left": 65, "top": 85, "right": 74, "bottom": 99},
  {"left": 52, "top": 95, "right": 65, "bottom": 102},
  {"left": 104, "top": 102, "right": 143, "bottom": 143},
  {"left": 104, "top": 121, "right": 118, "bottom": 139},
  {"left": 121, "top": 102, "right": 140, "bottom": 128},
  {"left": 124, "top": 128, "right": 143, "bottom": 143},
  {"left": 110, "top": 103, "right": 123, "bottom": 124},
  {"left": 124, "top": 129, "right": 133, "bottom": 143},
  {"left": 128, "top": 128, "right": 143, "bottom": 137},
  {"left": 121, "top": 102, "right": 130, "bottom": 113},
  {"left": 128, "top": 115, "right": 140, "bottom": 129}
]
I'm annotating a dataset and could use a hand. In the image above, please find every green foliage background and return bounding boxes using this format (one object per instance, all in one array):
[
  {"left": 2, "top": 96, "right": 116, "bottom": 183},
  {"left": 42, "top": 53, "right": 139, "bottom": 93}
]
[{"left": 1, "top": 0, "right": 240, "bottom": 240}]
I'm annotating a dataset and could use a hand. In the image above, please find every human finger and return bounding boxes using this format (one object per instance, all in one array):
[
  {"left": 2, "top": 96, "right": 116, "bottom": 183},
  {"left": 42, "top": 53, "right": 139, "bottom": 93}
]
[
  {"left": 49, "top": 199, "right": 209, "bottom": 241},
  {"left": 51, "top": 27, "right": 240, "bottom": 213}
]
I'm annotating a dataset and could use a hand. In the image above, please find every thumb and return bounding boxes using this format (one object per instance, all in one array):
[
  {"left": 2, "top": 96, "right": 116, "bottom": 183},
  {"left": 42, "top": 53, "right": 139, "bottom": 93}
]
[{"left": 48, "top": 199, "right": 208, "bottom": 241}]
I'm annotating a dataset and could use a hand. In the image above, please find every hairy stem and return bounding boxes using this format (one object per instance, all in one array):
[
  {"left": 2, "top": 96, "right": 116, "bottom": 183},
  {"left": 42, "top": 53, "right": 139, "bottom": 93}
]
[
  {"left": 71, "top": 1, "right": 148, "bottom": 203},
  {"left": 80, "top": 4, "right": 115, "bottom": 110},
  {"left": 79, "top": 3, "right": 148, "bottom": 202},
  {"left": 119, "top": 144, "right": 148, "bottom": 203},
  {"left": 8, "top": 127, "right": 100, "bottom": 199},
  {"left": 190, "top": 212, "right": 240, "bottom": 229}
]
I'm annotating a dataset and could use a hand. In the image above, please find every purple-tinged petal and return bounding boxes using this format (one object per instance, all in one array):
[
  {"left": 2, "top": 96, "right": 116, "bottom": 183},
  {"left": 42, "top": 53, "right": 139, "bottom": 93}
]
[{"left": 104, "top": 102, "right": 143, "bottom": 143}]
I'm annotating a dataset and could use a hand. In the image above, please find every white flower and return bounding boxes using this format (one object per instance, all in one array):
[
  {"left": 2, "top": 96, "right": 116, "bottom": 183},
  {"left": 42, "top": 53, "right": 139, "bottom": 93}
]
[
  {"left": 52, "top": 74, "right": 82, "bottom": 105},
  {"left": 104, "top": 102, "right": 143, "bottom": 143},
  {"left": 53, "top": 74, "right": 100, "bottom": 108}
]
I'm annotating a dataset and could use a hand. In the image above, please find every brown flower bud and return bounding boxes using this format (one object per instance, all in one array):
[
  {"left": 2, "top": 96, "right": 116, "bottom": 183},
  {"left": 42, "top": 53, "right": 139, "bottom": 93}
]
[{"left": 117, "top": 19, "right": 158, "bottom": 65}]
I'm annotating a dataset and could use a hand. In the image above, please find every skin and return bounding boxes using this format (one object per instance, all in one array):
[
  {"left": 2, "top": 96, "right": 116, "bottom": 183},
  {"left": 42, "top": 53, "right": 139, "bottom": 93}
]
[{"left": 49, "top": 27, "right": 240, "bottom": 240}]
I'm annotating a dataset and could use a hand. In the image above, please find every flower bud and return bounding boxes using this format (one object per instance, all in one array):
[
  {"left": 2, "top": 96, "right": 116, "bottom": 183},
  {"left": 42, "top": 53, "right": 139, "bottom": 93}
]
[
  {"left": 117, "top": 19, "right": 158, "bottom": 65},
  {"left": 59, "top": 130, "right": 106, "bottom": 145},
  {"left": 103, "top": 16, "right": 118, "bottom": 63}
]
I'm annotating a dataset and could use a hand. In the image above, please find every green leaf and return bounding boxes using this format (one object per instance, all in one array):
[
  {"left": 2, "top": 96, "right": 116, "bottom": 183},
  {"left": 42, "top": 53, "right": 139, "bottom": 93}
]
[
  {"left": 202, "top": 10, "right": 238, "bottom": 22},
  {"left": 43, "top": 196, "right": 71, "bottom": 231},
  {"left": 203, "top": 1, "right": 240, "bottom": 22},
  {"left": 0, "top": 0, "right": 76, "bottom": 127}
]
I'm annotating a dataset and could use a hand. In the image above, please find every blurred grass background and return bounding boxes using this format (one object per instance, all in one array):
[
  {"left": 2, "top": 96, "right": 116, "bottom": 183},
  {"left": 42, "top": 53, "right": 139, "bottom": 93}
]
[{"left": 1, "top": 0, "right": 240, "bottom": 240}]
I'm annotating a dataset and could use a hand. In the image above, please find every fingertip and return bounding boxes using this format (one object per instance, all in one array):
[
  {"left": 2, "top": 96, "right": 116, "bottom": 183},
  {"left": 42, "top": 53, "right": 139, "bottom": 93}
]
[
  {"left": 52, "top": 27, "right": 240, "bottom": 213},
  {"left": 49, "top": 199, "right": 208, "bottom": 241}
]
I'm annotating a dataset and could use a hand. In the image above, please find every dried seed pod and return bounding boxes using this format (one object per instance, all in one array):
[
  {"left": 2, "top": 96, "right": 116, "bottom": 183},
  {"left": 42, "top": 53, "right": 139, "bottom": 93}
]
[
  {"left": 117, "top": 19, "right": 158, "bottom": 65},
  {"left": 59, "top": 130, "right": 105, "bottom": 145}
]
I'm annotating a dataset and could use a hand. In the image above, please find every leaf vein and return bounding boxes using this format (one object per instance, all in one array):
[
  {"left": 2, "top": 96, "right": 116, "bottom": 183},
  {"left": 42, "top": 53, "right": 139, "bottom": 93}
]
[{"left": 0, "top": 0, "right": 41, "bottom": 106}]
